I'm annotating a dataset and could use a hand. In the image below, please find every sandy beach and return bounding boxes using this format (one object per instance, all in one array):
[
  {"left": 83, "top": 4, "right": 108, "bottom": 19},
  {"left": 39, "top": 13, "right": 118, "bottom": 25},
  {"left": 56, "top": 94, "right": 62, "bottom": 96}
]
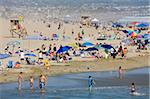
[
  {"left": 0, "top": 54, "right": 149, "bottom": 84},
  {"left": 0, "top": 15, "right": 150, "bottom": 84},
  {"left": 0, "top": 0, "right": 150, "bottom": 99}
]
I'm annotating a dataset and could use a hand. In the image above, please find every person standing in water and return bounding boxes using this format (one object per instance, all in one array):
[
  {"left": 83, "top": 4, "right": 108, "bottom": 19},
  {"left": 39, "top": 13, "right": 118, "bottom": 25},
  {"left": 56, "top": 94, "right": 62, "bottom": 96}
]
[
  {"left": 131, "top": 83, "right": 136, "bottom": 94},
  {"left": 88, "top": 76, "right": 96, "bottom": 92},
  {"left": 18, "top": 72, "right": 23, "bottom": 90},
  {"left": 118, "top": 66, "right": 123, "bottom": 79},
  {"left": 29, "top": 76, "right": 34, "bottom": 90},
  {"left": 39, "top": 74, "right": 46, "bottom": 92}
]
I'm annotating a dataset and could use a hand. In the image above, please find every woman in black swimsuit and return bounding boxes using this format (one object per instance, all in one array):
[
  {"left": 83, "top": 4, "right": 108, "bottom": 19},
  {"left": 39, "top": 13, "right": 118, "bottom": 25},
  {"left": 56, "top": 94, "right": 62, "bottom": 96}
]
[{"left": 131, "top": 83, "right": 136, "bottom": 93}]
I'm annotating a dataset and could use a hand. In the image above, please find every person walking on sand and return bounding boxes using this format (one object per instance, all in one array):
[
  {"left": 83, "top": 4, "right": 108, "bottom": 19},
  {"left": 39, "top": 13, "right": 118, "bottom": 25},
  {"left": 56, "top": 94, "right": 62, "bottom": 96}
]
[
  {"left": 38, "top": 74, "right": 46, "bottom": 92},
  {"left": 118, "top": 66, "right": 123, "bottom": 79},
  {"left": 18, "top": 72, "right": 23, "bottom": 90},
  {"left": 88, "top": 76, "right": 96, "bottom": 92},
  {"left": 29, "top": 76, "right": 34, "bottom": 90}
]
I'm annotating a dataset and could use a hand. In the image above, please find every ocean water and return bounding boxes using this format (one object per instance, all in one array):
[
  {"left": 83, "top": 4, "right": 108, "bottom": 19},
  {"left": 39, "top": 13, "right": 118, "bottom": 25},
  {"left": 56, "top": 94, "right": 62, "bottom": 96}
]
[
  {"left": 0, "top": 0, "right": 149, "bottom": 22},
  {"left": 0, "top": 67, "right": 149, "bottom": 99},
  {"left": 0, "top": 86, "right": 148, "bottom": 99}
]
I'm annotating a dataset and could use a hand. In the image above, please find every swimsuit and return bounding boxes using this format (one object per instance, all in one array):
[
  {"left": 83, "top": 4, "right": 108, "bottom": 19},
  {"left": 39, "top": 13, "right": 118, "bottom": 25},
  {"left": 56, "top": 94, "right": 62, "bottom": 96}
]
[
  {"left": 88, "top": 78, "right": 93, "bottom": 87},
  {"left": 39, "top": 81, "right": 44, "bottom": 89}
]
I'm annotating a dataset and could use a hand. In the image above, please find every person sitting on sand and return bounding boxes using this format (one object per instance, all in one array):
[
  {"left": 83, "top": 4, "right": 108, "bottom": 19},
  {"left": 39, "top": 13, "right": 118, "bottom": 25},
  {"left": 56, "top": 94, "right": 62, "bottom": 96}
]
[
  {"left": 29, "top": 76, "right": 34, "bottom": 90},
  {"left": 18, "top": 72, "right": 23, "bottom": 90}
]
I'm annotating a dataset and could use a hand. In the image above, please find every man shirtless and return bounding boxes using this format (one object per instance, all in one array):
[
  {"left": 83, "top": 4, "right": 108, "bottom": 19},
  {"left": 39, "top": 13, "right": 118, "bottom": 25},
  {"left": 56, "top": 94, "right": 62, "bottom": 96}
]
[{"left": 18, "top": 72, "right": 23, "bottom": 90}]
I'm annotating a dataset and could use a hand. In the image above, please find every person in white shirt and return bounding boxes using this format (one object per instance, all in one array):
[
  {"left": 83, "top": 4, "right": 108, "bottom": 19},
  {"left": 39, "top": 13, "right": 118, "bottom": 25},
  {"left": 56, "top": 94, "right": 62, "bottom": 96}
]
[
  {"left": 38, "top": 51, "right": 43, "bottom": 63},
  {"left": 20, "top": 50, "right": 25, "bottom": 63}
]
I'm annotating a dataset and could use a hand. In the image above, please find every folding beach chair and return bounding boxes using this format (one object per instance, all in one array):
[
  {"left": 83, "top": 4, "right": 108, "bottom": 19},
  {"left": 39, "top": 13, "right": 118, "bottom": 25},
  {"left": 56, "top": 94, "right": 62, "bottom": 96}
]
[{"left": 7, "top": 60, "right": 13, "bottom": 68}]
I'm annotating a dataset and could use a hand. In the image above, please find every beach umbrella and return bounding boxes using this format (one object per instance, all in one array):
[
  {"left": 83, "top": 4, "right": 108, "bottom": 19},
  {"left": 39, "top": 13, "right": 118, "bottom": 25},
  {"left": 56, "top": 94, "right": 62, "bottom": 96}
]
[
  {"left": 112, "top": 23, "right": 123, "bottom": 28},
  {"left": 136, "top": 23, "right": 149, "bottom": 28},
  {"left": 0, "top": 54, "right": 9, "bottom": 59},
  {"left": 7, "top": 41, "right": 21, "bottom": 52},
  {"left": 94, "top": 44, "right": 103, "bottom": 49},
  {"left": 136, "top": 34, "right": 142, "bottom": 38},
  {"left": 101, "top": 44, "right": 114, "bottom": 49},
  {"left": 130, "top": 32, "right": 137, "bottom": 37},
  {"left": 81, "top": 42, "right": 94, "bottom": 47},
  {"left": 68, "top": 43, "right": 78, "bottom": 48},
  {"left": 142, "top": 34, "right": 150, "bottom": 39},
  {"left": 85, "top": 47, "right": 98, "bottom": 51},
  {"left": 56, "top": 46, "right": 72, "bottom": 54},
  {"left": 25, "top": 53, "right": 36, "bottom": 57},
  {"left": 131, "top": 22, "right": 139, "bottom": 25}
]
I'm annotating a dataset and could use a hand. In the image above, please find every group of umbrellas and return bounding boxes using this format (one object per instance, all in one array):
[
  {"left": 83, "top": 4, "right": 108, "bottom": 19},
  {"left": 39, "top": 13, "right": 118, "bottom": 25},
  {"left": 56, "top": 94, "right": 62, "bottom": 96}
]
[
  {"left": 1, "top": 41, "right": 114, "bottom": 59},
  {"left": 56, "top": 42, "right": 114, "bottom": 54}
]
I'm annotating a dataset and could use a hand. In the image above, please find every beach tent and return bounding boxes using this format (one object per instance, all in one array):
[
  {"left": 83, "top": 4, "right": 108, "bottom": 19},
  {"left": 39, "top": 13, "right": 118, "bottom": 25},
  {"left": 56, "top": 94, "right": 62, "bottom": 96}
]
[
  {"left": 56, "top": 46, "right": 72, "bottom": 54},
  {"left": 24, "top": 35, "right": 47, "bottom": 40},
  {"left": 64, "top": 15, "right": 71, "bottom": 23},
  {"left": 81, "top": 42, "right": 94, "bottom": 47},
  {"left": 85, "top": 47, "right": 98, "bottom": 51},
  {"left": 91, "top": 18, "right": 99, "bottom": 24},
  {"left": 0, "top": 54, "right": 9, "bottom": 59}
]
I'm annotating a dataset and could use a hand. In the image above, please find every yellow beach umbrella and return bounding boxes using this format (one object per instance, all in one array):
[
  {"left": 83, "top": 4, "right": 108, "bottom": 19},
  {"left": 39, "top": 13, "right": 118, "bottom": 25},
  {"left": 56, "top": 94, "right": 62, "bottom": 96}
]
[{"left": 68, "top": 43, "right": 78, "bottom": 48}]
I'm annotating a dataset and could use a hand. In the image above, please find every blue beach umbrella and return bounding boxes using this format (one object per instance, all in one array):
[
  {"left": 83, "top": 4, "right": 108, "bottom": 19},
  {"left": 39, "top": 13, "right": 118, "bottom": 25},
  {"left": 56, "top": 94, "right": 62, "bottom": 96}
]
[
  {"left": 136, "top": 23, "right": 149, "bottom": 28},
  {"left": 81, "top": 42, "right": 94, "bottom": 47},
  {"left": 94, "top": 44, "right": 103, "bottom": 49},
  {"left": 0, "top": 54, "right": 9, "bottom": 59},
  {"left": 85, "top": 47, "right": 98, "bottom": 51},
  {"left": 101, "top": 44, "right": 114, "bottom": 49},
  {"left": 56, "top": 46, "right": 72, "bottom": 54},
  {"left": 112, "top": 23, "right": 123, "bottom": 28},
  {"left": 25, "top": 53, "right": 36, "bottom": 57}
]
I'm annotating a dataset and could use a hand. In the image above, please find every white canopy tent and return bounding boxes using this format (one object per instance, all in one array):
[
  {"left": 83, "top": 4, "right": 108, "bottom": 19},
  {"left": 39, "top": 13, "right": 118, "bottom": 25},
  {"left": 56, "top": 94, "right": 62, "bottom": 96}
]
[
  {"left": 64, "top": 15, "right": 72, "bottom": 23},
  {"left": 91, "top": 18, "right": 99, "bottom": 24}
]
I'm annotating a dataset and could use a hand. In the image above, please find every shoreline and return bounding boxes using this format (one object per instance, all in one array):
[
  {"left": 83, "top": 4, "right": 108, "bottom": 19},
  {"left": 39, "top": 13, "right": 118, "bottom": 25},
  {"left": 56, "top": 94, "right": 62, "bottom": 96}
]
[{"left": 0, "top": 55, "right": 149, "bottom": 84}]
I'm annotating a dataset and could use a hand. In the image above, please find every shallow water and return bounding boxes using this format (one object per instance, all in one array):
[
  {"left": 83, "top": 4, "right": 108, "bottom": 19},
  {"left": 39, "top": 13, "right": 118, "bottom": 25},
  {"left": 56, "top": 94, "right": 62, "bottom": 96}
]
[{"left": 0, "top": 67, "right": 149, "bottom": 99}]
